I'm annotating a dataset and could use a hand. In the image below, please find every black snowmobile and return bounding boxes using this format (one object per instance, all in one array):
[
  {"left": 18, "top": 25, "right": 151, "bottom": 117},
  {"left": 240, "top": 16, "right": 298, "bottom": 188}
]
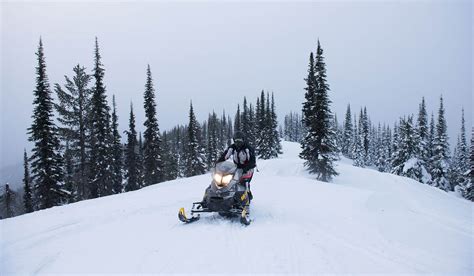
[{"left": 178, "top": 161, "right": 252, "bottom": 225}]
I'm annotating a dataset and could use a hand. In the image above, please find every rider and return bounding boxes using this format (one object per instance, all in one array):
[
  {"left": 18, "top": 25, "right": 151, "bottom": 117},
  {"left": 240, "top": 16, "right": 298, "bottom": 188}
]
[{"left": 217, "top": 131, "right": 256, "bottom": 199}]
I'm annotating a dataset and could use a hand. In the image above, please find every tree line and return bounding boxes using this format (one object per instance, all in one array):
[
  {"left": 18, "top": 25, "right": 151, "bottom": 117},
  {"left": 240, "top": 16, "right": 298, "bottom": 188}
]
[{"left": 0, "top": 38, "right": 282, "bottom": 219}]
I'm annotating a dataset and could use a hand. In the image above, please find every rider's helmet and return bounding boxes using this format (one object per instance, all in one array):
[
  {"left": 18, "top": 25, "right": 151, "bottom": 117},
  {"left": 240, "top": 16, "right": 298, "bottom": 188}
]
[{"left": 233, "top": 131, "right": 245, "bottom": 148}]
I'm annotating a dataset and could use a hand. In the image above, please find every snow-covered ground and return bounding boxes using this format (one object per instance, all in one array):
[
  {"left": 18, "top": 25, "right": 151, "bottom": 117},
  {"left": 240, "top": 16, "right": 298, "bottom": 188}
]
[{"left": 1, "top": 142, "right": 472, "bottom": 274}]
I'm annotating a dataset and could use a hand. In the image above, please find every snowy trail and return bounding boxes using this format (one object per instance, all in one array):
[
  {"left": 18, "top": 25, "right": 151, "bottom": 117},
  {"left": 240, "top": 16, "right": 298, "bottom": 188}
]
[{"left": 1, "top": 142, "right": 472, "bottom": 274}]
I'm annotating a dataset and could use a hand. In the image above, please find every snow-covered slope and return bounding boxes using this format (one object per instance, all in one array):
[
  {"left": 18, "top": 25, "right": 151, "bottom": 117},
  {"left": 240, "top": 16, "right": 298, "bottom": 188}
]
[{"left": 1, "top": 142, "right": 472, "bottom": 274}]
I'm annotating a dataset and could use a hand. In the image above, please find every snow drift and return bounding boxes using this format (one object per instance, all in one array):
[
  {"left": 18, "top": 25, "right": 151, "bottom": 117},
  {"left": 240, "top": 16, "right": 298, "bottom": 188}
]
[{"left": 1, "top": 142, "right": 472, "bottom": 274}]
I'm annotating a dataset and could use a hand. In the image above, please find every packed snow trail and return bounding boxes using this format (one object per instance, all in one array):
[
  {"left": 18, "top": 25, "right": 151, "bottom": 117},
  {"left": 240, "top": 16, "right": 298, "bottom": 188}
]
[{"left": 1, "top": 142, "right": 472, "bottom": 274}]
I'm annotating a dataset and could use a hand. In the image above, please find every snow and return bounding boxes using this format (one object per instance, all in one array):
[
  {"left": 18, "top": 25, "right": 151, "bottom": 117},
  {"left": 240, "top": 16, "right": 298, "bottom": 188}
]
[{"left": 1, "top": 141, "right": 472, "bottom": 274}]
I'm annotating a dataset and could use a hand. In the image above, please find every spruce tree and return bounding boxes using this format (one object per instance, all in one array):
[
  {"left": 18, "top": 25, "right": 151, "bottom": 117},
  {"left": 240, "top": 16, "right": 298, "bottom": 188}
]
[
  {"left": 125, "top": 104, "right": 140, "bottom": 192},
  {"left": 234, "top": 104, "right": 242, "bottom": 134},
  {"left": 23, "top": 150, "right": 33, "bottom": 213},
  {"left": 300, "top": 41, "right": 338, "bottom": 182},
  {"left": 88, "top": 37, "right": 112, "bottom": 198},
  {"left": 143, "top": 65, "right": 163, "bottom": 185},
  {"left": 2, "top": 184, "right": 15, "bottom": 218},
  {"left": 270, "top": 93, "right": 282, "bottom": 156},
  {"left": 451, "top": 109, "right": 470, "bottom": 195},
  {"left": 111, "top": 96, "right": 123, "bottom": 194},
  {"left": 63, "top": 140, "right": 74, "bottom": 202},
  {"left": 342, "top": 104, "right": 353, "bottom": 157},
  {"left": 417, "top": 97, "right": 430, "bottom": 163},
  {"left": 206, "top": 112, "right": 219, "bottom": 167},
  {"left": 28, "top": 38, "right": 64, "bottom": 209},
  {"left": 185, "top": 102, "right": 207, "bottom": 176},
  {"left": 352, "top": 116, "right": 365, "bottom": 167},
  {"left": 54, "top": 64, "right": 93, "bottom": 200},
  {"left": 162, "top": 132, "right": 179, "bottom": 181},
  {"left": 431, "top": 96, "right": 451, "bottom": 191}
]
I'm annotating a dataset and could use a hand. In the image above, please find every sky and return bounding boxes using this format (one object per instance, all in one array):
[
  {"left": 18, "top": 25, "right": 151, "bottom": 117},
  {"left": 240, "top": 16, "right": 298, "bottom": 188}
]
[{"left": 1, "top": 0, "right": 472, "bottom": 169}]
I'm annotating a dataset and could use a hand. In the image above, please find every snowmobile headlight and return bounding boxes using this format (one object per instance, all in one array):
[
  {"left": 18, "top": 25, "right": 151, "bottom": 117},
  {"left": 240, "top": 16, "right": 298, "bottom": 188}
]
[
  {"left": 213, "top": 173, "right": 223, "bottom": 184},
  {"left": 221, "top": 174, "right": 233, "bottom": 185}
]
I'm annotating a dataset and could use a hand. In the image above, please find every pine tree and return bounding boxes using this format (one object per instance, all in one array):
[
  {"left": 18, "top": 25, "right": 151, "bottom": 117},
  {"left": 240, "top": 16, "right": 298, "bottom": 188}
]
[
  {"left": 185, "top": 102, "right": 207, "bottom": 176},
  {"left": 111, "top": 96, "right": 123, "bottom": 194},
  {"left": 54, "top": 64, "right": 93, "bottom": 201},
  {"left": 28, "top": 38, "right": 64, "bottom": 209},
  {"left": 352, "top": 116, "right": 365, "bottom": 167},
  {"left": 142, "top": 65, "right": 163, "bottom": 186},
  {"left": 137, "top": 132, "right": 145, "bottom": 188},
  {"left": 300, "top": 41, "right": 338, "bottom": 182},
  {"left": 125, "top": 104, "right": 140, "bottom": 192},
  {"left": 426, "top": 113, "right": 436, "bottom": 170},
  {"left": 391, "top": 116, "right": 430, "bottom": 183},
  {"left": 417, "top": 97, "right": 430, "bottom": 164},
  {"left": 248, "top": 103, "right": 257, "bottom": 147},
  {"left": 2, "top": 184, "right": 15, "bottom": 218},
  {"left": 342, "top": 104, "right": 353, "bottom": 157},
  {"left": 431, "top": 96, "right": 451, "bottom": 191},
  {"left": 234, "top": 104, "right": 242, "bottom": 134},
  {"left": 162, "top": 132, "right": 179, "bottom": 181},
  {"left": 451, "top": 109, "right": 470, "bottom": 196},
  {"left": 206, "top": 111, "right": 219, "bottom": 167},
  {"left": 23, "top": 150, "right": 33, "bottom": 213},
  {"left": 88, "top": 37, "right": 112, "bottom": 198},
  {"left": 270, "top": 93, "right": 282, "bottom": 156},
  {"left": 63, "top": 140, "right": 74, "bottom": 202}
]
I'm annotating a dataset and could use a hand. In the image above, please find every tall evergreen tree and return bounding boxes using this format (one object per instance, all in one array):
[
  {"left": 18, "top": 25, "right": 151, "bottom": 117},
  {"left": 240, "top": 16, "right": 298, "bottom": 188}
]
[
  {"left": 28, "top": 38, "right": 64, "bottom": 209},
  {"left": 143, "top": 65, "right": 163, "bottom": 185},
  {"left": 111, "top": 96, "right": 123, "bottom": 194},
  {"left": 431, "top": 96, "right": 451, "bottom": 191},
  {"left": 185, "top": 102, "right": 207, "bottom": 176},
  {"left": 417, "top": 97, "right": 430, "bottom": 163},
  {"left": 88, "top": 37, "right": 112, "bottom": 198},
  {"left": 300, "top": 41, "right": 338, "bottom": 182},
  {"left": 352, "top": 116, "right": 365, "bottom": 167},
  {"left": 451, "top": 109, "right": 470, "bottom": 195},
  {"left": 342, "top": 104, "right": 353, "bottom": 157},
  {"left": 206, "top": 111, "right": 219, "bottom": 167},
  {"left": 234, "top": 104, "right": 242, "bottom": 134},
  {"left": 54, "top": 64, "right": 93, "bottom": 200},
  {"left": 23, "top": 150, "right": 33, "bottom": 213},
  {"left": 270, "top": 93, "right": 282, "bottom": 156},
  {"left": 125, "top": 104, "right": 140, "bottom": 192}
]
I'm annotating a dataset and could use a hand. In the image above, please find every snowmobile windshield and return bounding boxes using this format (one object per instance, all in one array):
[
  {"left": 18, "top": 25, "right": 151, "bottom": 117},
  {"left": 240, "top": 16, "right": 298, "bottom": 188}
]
[{"left": 215, "top": 161, "right": 237, "bottom": 175}]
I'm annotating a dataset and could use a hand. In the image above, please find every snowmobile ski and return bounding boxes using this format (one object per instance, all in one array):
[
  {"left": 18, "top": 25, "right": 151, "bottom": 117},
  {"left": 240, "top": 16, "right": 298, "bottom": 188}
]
[
  {"left": 240, "top": 206, "right": 251, "bottom": 226},
  {"left": 178, "top": 207, "right": 200, "bottom": 224}
]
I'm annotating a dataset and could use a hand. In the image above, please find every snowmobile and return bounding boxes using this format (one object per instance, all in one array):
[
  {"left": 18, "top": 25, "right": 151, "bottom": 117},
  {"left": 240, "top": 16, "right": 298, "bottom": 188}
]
[{"left": 178, "top": 161, "right": 252, "bottom": 225}]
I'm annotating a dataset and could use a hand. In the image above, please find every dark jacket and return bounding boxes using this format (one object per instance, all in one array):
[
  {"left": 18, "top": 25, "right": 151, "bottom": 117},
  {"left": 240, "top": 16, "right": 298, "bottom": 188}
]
[{"left": 217, "top": 142, "right": 256, "bottom": 172}]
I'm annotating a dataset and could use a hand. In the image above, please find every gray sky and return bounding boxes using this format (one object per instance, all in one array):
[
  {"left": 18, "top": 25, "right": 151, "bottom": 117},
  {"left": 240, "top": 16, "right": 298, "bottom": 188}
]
[{"left": 1, "top": 1, "right": 472, "bottom": 169}]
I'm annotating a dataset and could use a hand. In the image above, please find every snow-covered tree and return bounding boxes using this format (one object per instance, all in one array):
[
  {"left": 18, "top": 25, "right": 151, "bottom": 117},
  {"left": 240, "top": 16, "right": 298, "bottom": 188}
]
[
  {"left": 451, "top": 109, "right": 470, "bottom": 196},
  {"left": 342, "top": 104, "right": 353, "bottom": 157},
  {"left": 430, "top": 96, "right": 451, "bottom": 191},
  {"left": 300, "top": 41, "right": 338, "bottom": 182},
  {"left": 184, "top": 102, "right": 207, "bottom": 176},
  {"left": 391, "top": 116, "right": 431, "bottom": 183}
]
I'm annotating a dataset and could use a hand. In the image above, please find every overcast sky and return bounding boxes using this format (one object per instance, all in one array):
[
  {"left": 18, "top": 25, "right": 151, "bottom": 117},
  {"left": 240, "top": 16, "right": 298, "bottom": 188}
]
[{"left": 1, "top": 1, "right": 472, "bottom": 168}]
